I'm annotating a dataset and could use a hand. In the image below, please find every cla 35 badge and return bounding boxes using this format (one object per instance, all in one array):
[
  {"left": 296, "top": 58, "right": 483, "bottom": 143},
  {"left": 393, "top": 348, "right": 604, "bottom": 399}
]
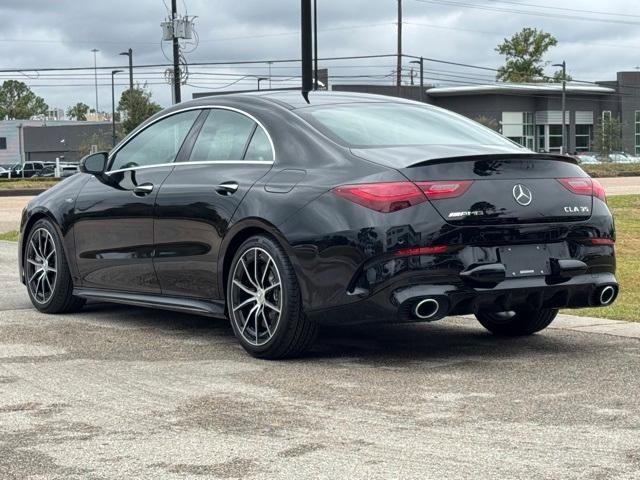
[
  {"left": 513, "top": 184, "right": 533, "bottom": 206},
  {"left": 564, "top": 206, "right": 590, "bottom": 213}
]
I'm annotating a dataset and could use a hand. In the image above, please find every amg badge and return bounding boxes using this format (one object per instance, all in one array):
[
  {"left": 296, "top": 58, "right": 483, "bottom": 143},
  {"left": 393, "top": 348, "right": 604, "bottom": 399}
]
[{"left": 448, "top": 210, "right": 485, "bottom": 218}]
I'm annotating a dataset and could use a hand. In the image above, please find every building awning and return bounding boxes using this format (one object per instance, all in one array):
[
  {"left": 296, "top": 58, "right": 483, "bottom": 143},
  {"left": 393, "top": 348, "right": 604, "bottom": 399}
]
[{"left": 427, "top": 83, "right": 615, "bottom": 97}]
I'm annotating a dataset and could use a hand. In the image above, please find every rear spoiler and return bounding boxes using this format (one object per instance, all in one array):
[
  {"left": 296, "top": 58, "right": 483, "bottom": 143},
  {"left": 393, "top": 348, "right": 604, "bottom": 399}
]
[{"left": 406, "top": 153, "right": 578, "bottom": 169}]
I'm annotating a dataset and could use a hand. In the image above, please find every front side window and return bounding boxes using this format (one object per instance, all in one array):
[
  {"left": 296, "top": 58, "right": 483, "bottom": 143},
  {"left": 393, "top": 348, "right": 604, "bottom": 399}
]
[
  {"left": 298, "top": 103, "right": 512, "bottom": 148},
  {"left": 189, "top": 109, "right": 256, "bottom": 162},
  {"left": 110, "top": 110, "right": 199, "bottom": 171}
]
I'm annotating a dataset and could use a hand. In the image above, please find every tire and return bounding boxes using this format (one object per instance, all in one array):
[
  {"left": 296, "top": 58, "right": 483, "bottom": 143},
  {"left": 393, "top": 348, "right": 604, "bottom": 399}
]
[
  {"left": 226, "top": 234, "right": 317, "bottom": 359},
  {"left": 24, "top": 219, "right": 85, "bottom": 314},
  {"left": 475, "top": 307, "right": 558, "bottom": 336}
]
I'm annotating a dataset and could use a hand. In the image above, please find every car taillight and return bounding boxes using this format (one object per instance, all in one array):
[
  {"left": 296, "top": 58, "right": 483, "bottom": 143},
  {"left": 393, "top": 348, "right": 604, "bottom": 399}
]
[
  {"left": 592, "top": 179, "right": 607, "bottom": 202},
  {"left": 415, "top": 180, "right": 474, "bottom": 200},
  {"left": 557, "top": 177, "right": 607, "bottom": 203},
  {"left": 332, "top": 182, "right": 427, "bottom": 213},
  {"left": 394, "top": 245, "right": 449, "bottom": 256},
  {"left": 587, "top": 237, "right": 615, "bottom": 246}
]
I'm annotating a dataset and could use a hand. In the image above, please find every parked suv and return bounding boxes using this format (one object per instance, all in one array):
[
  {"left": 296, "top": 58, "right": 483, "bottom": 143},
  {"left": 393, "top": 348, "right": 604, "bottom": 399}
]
[{"left": 0, "top": 161, "right": 52, "bottom": 178}]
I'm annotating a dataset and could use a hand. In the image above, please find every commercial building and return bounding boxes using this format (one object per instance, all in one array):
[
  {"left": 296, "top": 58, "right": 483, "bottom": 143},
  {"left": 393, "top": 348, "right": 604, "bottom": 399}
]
[
  {"left": 334, "top": 70, "right": 640, "bottom": 155},
  {"left": 0, "top": 120, "right": 112, "bottom": 166}
]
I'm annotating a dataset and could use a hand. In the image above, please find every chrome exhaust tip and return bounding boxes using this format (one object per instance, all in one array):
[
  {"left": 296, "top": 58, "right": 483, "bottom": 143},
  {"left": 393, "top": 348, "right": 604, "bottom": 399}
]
[
  {"left": 598, "top": 286, "right": 616, "bottom": 306},
  {"left": 414, "top": 298, "right": 440, "bottom": 320}
]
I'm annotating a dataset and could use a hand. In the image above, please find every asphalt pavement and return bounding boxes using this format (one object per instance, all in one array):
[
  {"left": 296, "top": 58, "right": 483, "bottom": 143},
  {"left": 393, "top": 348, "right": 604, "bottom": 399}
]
[{"left": 1, "top": 240, "right": 640, "bottom": 480}]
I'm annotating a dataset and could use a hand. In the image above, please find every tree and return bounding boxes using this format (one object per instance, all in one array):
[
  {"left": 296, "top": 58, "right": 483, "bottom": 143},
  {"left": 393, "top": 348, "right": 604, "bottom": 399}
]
[
  {"left": 67, "top": 102, "right": 90, "bottom": 121},
  {"left": 496, "top": 28, "right": 558, "bottom": 82},
  {"left": 551, "top": 69, "right": 573, "bottom": 83},
  {"left": 117, "top": 85, "right": 162, "bottom": 134},
  {"left": 77, "top": 131, "right": 117, "bottom": 157},
  {"left": 0, "top": 80, "right": 48, "bottom": 120},
  {"left": 593, "top": 116, "right": 623, "bottom": 160},
  {"left": 473, "top": 115, "right": 500, "bottom": 132}
]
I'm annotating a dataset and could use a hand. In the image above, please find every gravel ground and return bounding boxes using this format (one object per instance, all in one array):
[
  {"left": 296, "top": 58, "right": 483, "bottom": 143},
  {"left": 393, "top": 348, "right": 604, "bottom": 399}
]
[
  {"left": 1, "top": 240, "right": 639, "bottom": 479},
  {"left": 0, "top": 196, "right": 29, "bottom": 233}
]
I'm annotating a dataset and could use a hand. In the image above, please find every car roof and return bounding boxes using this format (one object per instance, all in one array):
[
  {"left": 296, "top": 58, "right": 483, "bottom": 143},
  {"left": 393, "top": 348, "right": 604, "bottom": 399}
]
[{"left": 183, "top": 90, "right": 419, "bottom": 111}]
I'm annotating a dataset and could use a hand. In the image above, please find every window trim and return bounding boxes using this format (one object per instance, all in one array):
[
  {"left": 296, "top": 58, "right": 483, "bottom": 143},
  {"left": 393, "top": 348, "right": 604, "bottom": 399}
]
[{"left": 106, "top": 105, "right": 275, "bottom": 174}]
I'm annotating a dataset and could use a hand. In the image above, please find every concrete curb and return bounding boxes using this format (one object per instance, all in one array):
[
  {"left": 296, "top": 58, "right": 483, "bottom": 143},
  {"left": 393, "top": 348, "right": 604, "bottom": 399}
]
[
  {"left": 549, "top": 313, "right": 640, "bottom": 339},
  {"left": 462, "top": 313, "right": 640, "bottom": 339},
  {"left": 0, "top": 188, "right": 46, "bottom": 197}
]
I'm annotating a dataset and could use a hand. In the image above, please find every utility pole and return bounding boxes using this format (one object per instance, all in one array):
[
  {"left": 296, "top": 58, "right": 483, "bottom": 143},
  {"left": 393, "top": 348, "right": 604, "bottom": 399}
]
[
  {"left": 119, "top": 48, "right": 134, "bottom": 92},
  {"left": 553, "top": 60, "right": 567, "bottom": 154},
  {"left": 111, "top": 70, "right": 123, "bottom": 147},
  {"left": 313, "top": 0, "right": 318, "bottom": 90},
  {"left": 396, "top": 0, "right": 402, "bottom": 95},
  {"left": 171, "top": 0, "right": 181, "bottom": 104},
  {"left": 91, "top": 49, "right": 99, "bottom": 113}
]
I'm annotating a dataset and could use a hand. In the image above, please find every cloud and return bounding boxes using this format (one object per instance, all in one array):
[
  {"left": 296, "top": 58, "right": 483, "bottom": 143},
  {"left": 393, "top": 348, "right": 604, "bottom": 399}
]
[{"left": 0, "top": 0, "right": 638, "bottom": 110}]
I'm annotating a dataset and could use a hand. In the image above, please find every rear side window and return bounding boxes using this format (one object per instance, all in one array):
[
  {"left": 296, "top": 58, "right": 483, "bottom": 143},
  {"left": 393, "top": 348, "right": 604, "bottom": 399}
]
[
  {"left": 190, "top": 109, "right": 256, "bottom": 162},
  {"left": 110, "top": 110, "right": 199, "bottom": 171},
  {"left": 244, "top": 127, "right": 273, "bottom": 161},
  {"left": 298, "top": 103, "right": 512, "bottom": 148}
]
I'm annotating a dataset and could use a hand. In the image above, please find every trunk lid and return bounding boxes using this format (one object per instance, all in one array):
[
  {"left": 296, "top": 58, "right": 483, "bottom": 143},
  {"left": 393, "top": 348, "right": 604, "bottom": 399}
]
[{"left": 351, "top": 150, "right": 593, "bottom": 226}]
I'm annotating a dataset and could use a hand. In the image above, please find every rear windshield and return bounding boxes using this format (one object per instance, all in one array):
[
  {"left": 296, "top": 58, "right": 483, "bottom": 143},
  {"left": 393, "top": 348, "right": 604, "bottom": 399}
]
[{"left": 297, "top": 102, "right": 513, "bottom": 148}]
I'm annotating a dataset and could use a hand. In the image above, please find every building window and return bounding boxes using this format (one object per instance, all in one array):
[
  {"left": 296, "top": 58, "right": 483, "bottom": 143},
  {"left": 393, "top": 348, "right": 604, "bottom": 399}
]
[
  {"left": 636, "top": 111, "right": 640, "bottom": 155},
  {"left": 575, "top": 125, "right": 592, "bottom": 153},
  {"left": 602, "top": 111, "right": 612, "bottom": 122},
  {"left": 537, "top": 125, "right": 545, "bottom": 151},
  {"left": 502, "top": 112, "right": 534, "bottom": 149},
  {"left": 0, "top": 137, "right": 6, "bottom": 150},
  {"left": 548, "top": 125, "right": 566, "bottom": 152}
]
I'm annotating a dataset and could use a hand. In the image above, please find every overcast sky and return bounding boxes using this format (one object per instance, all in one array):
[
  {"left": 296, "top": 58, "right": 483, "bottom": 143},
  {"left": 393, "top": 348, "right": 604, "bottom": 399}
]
[{"left": 1, "top": 0, "right": 639, "bottom": 112}]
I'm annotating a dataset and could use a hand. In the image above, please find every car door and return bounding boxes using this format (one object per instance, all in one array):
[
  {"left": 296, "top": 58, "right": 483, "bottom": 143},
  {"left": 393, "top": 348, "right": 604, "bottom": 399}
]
[
  {"left": 73, "top": 109, "right": 202, "bottom": 293},
  {"left": 21, "top": 162, "right": 35, "bottom": 177},
  {"left": 154, "top": 107, "right": 274, "bottom": 299}
]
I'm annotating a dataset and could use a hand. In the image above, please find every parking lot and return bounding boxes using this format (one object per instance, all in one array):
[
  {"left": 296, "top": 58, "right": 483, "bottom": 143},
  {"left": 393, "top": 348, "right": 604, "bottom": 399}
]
[{"left": 1, "top": 236, "right": 640, "bottom": 479}]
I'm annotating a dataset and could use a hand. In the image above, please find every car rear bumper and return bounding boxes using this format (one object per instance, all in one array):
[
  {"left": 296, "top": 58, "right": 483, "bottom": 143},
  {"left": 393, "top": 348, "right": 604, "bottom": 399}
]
[{"left": 307, "top": 272, "right": 618, "bottom": 326}]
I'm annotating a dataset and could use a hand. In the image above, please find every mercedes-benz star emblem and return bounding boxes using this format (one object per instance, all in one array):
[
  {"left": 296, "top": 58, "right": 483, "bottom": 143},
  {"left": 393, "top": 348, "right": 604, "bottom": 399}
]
[{"left": 513, "top": 184, "right": 533, "bottom": 206}]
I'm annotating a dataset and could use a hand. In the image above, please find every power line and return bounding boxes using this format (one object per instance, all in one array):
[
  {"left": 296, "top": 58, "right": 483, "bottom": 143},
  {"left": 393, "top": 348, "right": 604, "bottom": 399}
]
[
  {"left": 0, "top": 22, "right": 392, "bottom": 46},
  {"left": 410, "top": 0, "right": 640, "bottom": 26},
  {"left": 403, "top": 21, "right": 640, "bottom": 51},
  {"left": 486, "top": 0, "right": 640, "bottom": 19}
]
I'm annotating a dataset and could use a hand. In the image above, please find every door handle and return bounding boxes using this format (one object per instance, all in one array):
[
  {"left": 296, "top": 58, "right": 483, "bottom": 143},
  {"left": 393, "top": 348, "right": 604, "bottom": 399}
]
[
  {"left": 133, "top": 183, "right": 154, "bottom": 195},
  {"left": 215, "top": 182, "right": 239, "bottom": 195}
]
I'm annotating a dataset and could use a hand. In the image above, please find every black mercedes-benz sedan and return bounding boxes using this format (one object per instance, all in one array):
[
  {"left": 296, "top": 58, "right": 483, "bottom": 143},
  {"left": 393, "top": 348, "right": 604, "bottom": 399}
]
[{"left": 18, "top": 91, "right": 618, "bottom": 358}]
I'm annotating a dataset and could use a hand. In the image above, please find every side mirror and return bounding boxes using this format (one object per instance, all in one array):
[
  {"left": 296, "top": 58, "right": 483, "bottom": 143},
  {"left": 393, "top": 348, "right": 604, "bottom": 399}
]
[{"left": 80, "top": 152, "right": 109, "bottom": 176}]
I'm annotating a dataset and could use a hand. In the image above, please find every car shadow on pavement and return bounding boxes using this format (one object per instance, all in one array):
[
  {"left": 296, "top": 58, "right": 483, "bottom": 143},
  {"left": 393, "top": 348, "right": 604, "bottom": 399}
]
[{"left": 77, "top": 302, "right": 586, "bottom": 363}]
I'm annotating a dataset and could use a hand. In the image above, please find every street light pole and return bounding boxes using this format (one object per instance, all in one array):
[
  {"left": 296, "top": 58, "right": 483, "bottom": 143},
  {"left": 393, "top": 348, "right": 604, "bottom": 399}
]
[
  {"left": 410, "top": 57, "right": 425, "bottom": 102},
  {"left": 111, "top": 70, "right": 123, "bottom": 147},
  {"left": 91, "top": 49, "right": 100, "bottom": 113},
  {"left": 553, "top": 60, "right": 567, "bottom": 154},
  {"left": 119, "top": 48, "right": 134, "bottom": 92}
]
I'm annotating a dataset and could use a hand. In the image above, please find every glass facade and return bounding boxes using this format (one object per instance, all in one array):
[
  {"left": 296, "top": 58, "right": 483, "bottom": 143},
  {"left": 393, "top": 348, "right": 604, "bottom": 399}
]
[
  {"left": 503, "top": 112, "right": 534, "bottom": 149},
  {"left": 575, "top": 124, "right": 592, "bottom": 152}
]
